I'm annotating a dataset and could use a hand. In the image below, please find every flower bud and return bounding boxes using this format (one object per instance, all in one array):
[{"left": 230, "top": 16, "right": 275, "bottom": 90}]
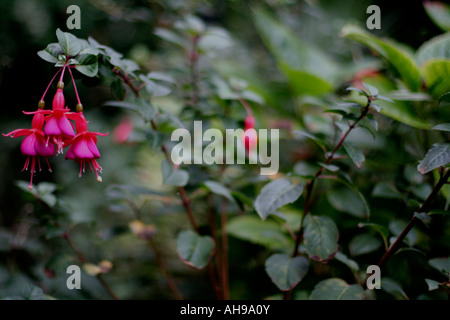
[
  {"left": 52, "top": 88, "right": 65, "bottom": 110},
  {"left": 244, "top": 115, "right": 255, "bottom": 130},
  {"left": 38, "top": 100, "right": 45, "bottom": 109}
]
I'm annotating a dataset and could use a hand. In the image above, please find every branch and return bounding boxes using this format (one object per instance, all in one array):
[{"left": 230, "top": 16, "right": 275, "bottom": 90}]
[
  {"left": 291, "top": 99, "right": 372, "bottom": 258},
  {"left": 362, "top": 168, "right": 450, "bottom": 289},
  {"left": 63, "top": 227, "right": 120, "bottom": 300}
]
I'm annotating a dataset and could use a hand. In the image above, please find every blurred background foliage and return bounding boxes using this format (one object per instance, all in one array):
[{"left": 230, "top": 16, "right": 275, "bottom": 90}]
[{"left": 0, "top": 0, "right": 449, "bottom": 300}]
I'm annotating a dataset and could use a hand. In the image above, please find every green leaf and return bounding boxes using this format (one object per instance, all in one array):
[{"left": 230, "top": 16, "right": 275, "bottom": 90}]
[
  {"left": 310, "top": 278, "right": 363, "bottom": 300},
  {"left": 37, "top": 43, "right": 63, "bottom": 63},
  {"left": 56, "top": 28, "right": 81, "bottom": 57},
  {"left": 420, "top": 59, "right": 450, "bottom": 97},
  {"left": 253, "top": 8, "right": 336, "bottom": 96},
  {"left": 429, "top": 257, "right": 450, "bottom": 275},
  {"left": 371, "top": 182, "right": 402, "bottom": 200},
  {"left": 265, "top": 254, "right": 309, "bottom": 291},
  {"left": 334, "top": 252, "right": 360, "bottom": 272},
  {"left": 175, "top": 15, "right": 205, "bottom": 36},
  {"left": 416, "top": 33, "right": 450, "bottom": 66},
  {"left": 176, "top": 230, "right": 214, "bottom": 269},
  {"left": 358, "top": 223, "right": 390, "bottom": 250},
  {"left": 327, "top": 186, "right": 367, "bottom": 218},
  {"left": 425, "top": 279, "right": 440, "bottom": 291},
  {"left": 293, "top": 130, "right": 327, "bottom": 150},
  {"left": 254, "top": 178, "right": 304, "bottom": 220},
  {"left": 424, "top": 1, "right": 450, "bottom": 32},
  {"left": 432, "top": 123, "right": 450, "bottom": 132},
  {"left": 303, "top": 215, "right": 339, "bottom": 262},
  {"left": 75, "top": 54, "right": 98, "bottom": 77},
  {"left": 227, "top": 215, "right": 293, "bottom": 250},
  {"left": 389, "top": 220, "right": 418, "bottom": 247},
  {"left": 318, "top": 163, "right": 339, "bottom": 172},
  {"left": 381, "top": 278, "right": 409, "bottom": 300},
  {"left": 334, "top": 173, "right": 371, "bottom": 218},
  {"left": 343, "top": 141, "right": 365, "bottom": 169},
  {"left": 111, "top": 78, "right": 126, "bottom": 100},
  {"left": 105, "top": 99, "right": 156, "bottom": 122},
  {"left": 140, "top": 77, "right": 171, "bottom": 97},
  {"left": 349, "top": 233, "right": 382, "bottom": 256},
  {"left": 154, "top": 28, "right": 187, "bottom": 47},
  {"left": 417, "top": 143, "right": 450, "bottom": 174},
  {"left": 361, "top": 77, "right": 432, "bottom": 129},
  {"left": 203, "top": 180, "right": 235, "bottom": 203},
  {"left": 341, "top": 25, "right": 421, "bottom": 91},
  {"left": 414, "top": 212, "right": 432, "bottom": 228},
  {"left": 161, "top": 159, "right": 189, "bottom": 187}
]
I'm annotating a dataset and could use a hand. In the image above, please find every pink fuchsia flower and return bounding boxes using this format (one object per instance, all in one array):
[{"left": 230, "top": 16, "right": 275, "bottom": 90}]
[
  {"left": 242, "top": 114, "right": 258, "bottom": 154},
  {"left": 112, "top": 116, "right": 134, "bottom": 144},
  {"left": 65, "top": 112, "right": 108, "bottom": 182},
  {"left": 41, "top": 88, "right": 76, "bottom": 154},
  {"left": 3, "top": 112, "right": 55, "bottom": 190}
]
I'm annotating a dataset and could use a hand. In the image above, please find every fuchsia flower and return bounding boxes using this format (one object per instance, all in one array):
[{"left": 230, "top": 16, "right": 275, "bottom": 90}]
[
  {"left": 3, "top": 112, "right": 55, "bottom": 190},
  {"left": 5, "top": 66, "right": 108, "bottom": 187},
  {"left": 42, "top": 88, "right": 76, "bottom": 154},
  {"left": 65, "top": 112, "right": 108, "bottom": 182},
  {"left": 242, "top": 114, "right": 258, "bottom": 154}
]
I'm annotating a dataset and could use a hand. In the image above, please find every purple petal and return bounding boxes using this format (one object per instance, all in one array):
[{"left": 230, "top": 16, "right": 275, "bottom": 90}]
[
  {"left": 87, "top": 137, "right": 101, "bottom": 158},
  {"left": 44, "top": 117, "right": 61, "bottom": 136},
  {"left": 35, "top": 135, "right": 55, "bottom": 157},
  {"left": 65, "top": 146, "right": 76, "bottom": 160},
  {"left": 21, "top": 134, "right": 38, "bottom": 156},
  {"left": 73, "top": 138, "right": 94, "bottom": 159},
  {"left": 57, "top": 115, "right": 75, "bottom": 137}
]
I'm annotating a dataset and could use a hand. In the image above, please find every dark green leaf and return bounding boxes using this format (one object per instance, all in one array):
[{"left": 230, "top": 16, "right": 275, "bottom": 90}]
[
  {"left": 424, "top": 1, "right": 450, "bottom": 32},
  {"left": 265, "top": 254, "right": 309, "bottom": 291},
  {"left": 111, "top": 78, "right": 126, "bottom": 100},
  {"left": 310, "top": 278, "right": 363, "bottom": 300},
  {"left": 162, "top": 159, "right": 189, "bottom": 187},
  {"left": 334, "top": 252, "right": 360, "bottom": 272},
  {"left": 381, "top": 278, "right": 409, "bottom": 300},
  {"left": 358, "top": 223, "right": 390, "bottom": 249},
  {"left": 176, "top": 230, "right": 214, "bottom": 269},
  {"left": 343, "top": 141, "right": 365, "bottom": 168},
  {"left": 341, "top": 25, "right": 421, "bottom": 91},
  {"left": 75, "top": 54, "right": 98, "bottom": 77},
  {"left": 327, "top": 187, "right": 367, "bottom": 218},
  {"left": 203, "top": 180, "right": 235, "bottom": 203},
  {"left": 425, "top": 279, "right": 440, "bottom": 291},
  {"left": 432, "top": 123, "right": 450, "bottom": 132},
  {"left": 253, "top": 8, "right": 336, "bottom": 96},
  {"left": 417, "top": 143, "right": 450, "bottom": 174},
  {"left": 429, "top": 257, "right": 450, "bottom": 275},
  {"left": 349, "top": 233, "right": 382, "bottom": 256},
  {"left": 227, "top": 215, "right": 293, "bottom": 250},
  {"left": 56, "top": 28, "right": 81, "bottom": 57},
  {"left": 37, "top": 43, "right": 63, "bottom": 63},
  {"left": 303, "top": 215, "right": 339, "bottom": 262},
  {"left": 254, "top": 178, "right": 304, "bottom": 220}
]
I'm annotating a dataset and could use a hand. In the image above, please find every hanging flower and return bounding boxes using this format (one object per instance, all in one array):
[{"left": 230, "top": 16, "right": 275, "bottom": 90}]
[
  {"left": 65, "top": 112, "right": 108, "bottom": 182},
  {"left": 40, "top": 87, "right": 76, "bottom": 154},
  {"left": 242, "top": 114, "right": 258, "bottom": 154},
  {"left": 3, "top": 112, "right": 55, "bottom": 190}
]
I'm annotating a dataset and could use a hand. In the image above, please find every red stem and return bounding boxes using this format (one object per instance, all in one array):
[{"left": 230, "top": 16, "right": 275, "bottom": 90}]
[
  {"left": 68, "top": 66, "right": 81, "bottom": 105},
  {"left": 40, "top": 67, "right": 63, "bottom": 102}
]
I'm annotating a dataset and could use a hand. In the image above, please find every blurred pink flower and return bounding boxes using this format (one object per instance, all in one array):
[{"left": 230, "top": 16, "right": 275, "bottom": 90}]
[
  {"left": 112, "top": 117, "right": 133, "bottom": 144},
  {"left": 65, "top": 112, "right": 108, "bottom": 182},
  {"left": 3, "top": 112, "right": 55, "bottom": 190}
]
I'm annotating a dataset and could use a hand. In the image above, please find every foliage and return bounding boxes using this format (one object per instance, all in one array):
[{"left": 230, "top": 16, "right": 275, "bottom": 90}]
[{"left": 0, "top": 0, "right": 449, "bottom": 301}]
